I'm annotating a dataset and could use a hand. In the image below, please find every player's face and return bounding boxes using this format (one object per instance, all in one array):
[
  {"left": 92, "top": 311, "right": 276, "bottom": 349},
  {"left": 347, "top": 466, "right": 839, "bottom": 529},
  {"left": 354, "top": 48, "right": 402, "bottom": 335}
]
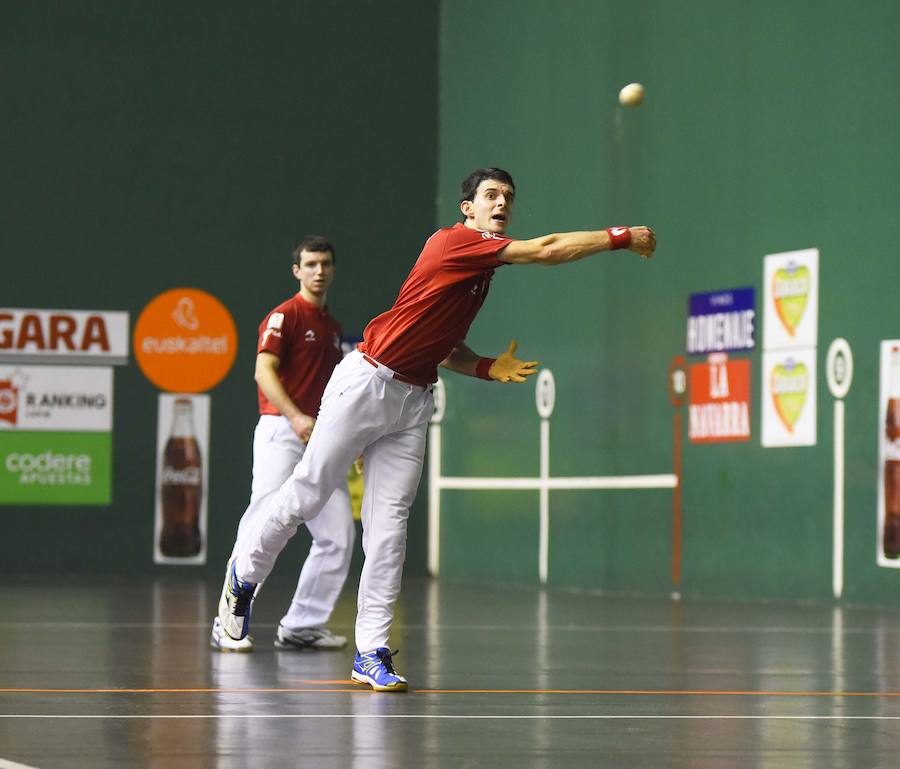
[
  {"left": 294, "top": 250, "right": 335, "bottom": 298},
  {"left": 462, "top": 179, "right": 515, "bottom": 234}
]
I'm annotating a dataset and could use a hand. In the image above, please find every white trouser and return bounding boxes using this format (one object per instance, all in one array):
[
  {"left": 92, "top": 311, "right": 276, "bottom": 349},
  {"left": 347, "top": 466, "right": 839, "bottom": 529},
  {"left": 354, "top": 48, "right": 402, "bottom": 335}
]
[
  {"left": 235, "top": 350, "right": 434, "bottom": 652},
  {"left": 232, "top": 414, "right": 355, "bottom": 631}
]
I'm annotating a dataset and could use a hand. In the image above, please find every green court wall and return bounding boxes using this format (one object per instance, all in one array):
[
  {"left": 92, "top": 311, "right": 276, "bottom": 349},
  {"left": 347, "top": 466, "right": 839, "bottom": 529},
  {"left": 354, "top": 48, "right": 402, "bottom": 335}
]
[
  {"left": 435, "top": 0, "right": 900, "bottom": 604},
  {"left": 4, "top": 1, "right": 900, "bottom": 609},
  {"left": 1, "top": 2, "right": 438, "bottom": 577}
]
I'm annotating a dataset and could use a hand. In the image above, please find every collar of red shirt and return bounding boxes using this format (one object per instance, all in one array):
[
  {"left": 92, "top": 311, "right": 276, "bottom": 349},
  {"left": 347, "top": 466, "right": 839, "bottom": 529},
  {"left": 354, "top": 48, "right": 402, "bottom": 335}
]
[{"left": 294, "top": 292, "right": 328, "bottom": 315}]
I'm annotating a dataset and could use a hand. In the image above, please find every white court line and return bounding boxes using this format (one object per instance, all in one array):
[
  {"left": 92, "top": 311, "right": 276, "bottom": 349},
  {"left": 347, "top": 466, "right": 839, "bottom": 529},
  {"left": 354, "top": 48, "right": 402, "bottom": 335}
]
[
  {"left": 0, "top": 622, "right": 890, "bottom": 634},
  {"left": 0, "top": 758, "right": 43, "bottom": 769},
  {"left": 1, "top": 714, "right": 899, "bottom": 721},
  {"left": 437, "top": 475, "right": 677, "bottom": 490}
]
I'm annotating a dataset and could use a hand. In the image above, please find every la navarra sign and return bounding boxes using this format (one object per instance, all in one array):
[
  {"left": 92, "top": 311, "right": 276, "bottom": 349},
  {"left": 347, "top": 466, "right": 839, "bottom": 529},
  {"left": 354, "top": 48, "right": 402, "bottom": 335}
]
[{"left": 689, "top": 354, "right": 752, "bottom": 444}]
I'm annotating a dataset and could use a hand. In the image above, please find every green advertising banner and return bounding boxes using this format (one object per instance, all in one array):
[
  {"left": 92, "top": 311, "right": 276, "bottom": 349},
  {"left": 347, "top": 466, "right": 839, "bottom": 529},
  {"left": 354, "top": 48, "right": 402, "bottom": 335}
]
[{"left": 0, "top": 431, "right": 112, "bottom": 505}]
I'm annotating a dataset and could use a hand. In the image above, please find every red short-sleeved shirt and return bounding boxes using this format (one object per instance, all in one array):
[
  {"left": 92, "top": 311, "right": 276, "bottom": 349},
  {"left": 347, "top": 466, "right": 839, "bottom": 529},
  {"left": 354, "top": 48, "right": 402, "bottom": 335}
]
[
  {"left": 359, "top": 223, "right": 512, "bottom": 384},
  {"left": 257, "top": 293, "right": 343, "bottom": 417}
]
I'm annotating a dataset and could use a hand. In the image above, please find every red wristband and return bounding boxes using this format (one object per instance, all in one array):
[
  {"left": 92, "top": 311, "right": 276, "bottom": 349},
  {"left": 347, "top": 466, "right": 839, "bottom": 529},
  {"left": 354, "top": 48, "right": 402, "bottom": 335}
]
[
  {"left": 606, "top": 227, "right": 632, "bottom": 250},
  {"left": 475, "top": 357, "right": 496, "bottom": 380}
]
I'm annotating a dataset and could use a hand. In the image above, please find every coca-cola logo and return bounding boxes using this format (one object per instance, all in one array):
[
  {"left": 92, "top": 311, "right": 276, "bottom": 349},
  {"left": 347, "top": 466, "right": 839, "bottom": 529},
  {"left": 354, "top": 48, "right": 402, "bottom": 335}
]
[
  {"left": 161, "top": 466, "right": 201, "bottom": 486},
  {"left": 0, "top": 382, "right": 17, "bottom": 425}
]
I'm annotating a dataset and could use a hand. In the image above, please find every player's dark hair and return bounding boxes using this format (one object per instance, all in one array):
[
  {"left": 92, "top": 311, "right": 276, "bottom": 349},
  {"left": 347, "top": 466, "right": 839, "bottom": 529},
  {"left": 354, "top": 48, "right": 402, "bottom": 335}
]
[
  {"left": 292, "top": 235, "right": 336, "bottom": 266},
  {"left": 459, "top": 167, "right": 515, "bottom": 207}
]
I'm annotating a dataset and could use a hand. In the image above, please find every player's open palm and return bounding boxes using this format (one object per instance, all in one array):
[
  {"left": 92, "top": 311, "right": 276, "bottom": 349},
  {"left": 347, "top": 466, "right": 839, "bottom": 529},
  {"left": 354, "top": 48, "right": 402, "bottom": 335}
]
[{"left": 489, "top": 340, "right": 539, "bottom": 383}]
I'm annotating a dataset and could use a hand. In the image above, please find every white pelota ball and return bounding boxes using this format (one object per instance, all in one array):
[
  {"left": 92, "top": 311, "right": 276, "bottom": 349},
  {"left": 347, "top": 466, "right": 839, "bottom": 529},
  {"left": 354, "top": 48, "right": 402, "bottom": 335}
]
[{"left": 618, "top": 82, "right": 645, "bottom": 107}]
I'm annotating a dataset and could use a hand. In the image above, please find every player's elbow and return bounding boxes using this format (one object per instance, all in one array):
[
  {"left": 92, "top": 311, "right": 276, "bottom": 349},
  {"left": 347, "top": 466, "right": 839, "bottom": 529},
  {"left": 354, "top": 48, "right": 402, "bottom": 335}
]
[
  {"left": 439, "top": 345, "right": 462, "bottom": 370},
  {"left": 254, "top": 355, "right": 279, "bottom": 383}
]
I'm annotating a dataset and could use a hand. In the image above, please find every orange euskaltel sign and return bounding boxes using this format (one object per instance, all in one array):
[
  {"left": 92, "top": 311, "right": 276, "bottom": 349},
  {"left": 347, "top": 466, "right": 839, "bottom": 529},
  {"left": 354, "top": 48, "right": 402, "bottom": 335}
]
[{"left": 134, "top": 288, "right": 237, "bottom": 393}]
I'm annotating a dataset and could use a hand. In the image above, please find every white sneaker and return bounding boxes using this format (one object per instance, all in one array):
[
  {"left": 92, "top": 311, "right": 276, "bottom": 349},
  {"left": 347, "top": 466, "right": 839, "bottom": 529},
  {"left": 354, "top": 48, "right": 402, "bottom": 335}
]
[
  {"left": 274, "top": 624, "right": 347, "bottom": 650},
  {"left": 217, "top": 557, "right": 257, "bottom": 641},
  {"left": 210, "top": 616, "right": 253, "bottom": 653}
]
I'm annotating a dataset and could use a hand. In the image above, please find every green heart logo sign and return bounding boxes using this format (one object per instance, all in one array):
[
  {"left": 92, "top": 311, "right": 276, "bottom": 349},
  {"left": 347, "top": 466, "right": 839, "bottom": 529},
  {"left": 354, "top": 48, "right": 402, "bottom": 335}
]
[
  {"left": 771, "top": 360, "right": 808, "bottom": 433},
  {"left": 772, "top": 263, "right": 810, "bottom": 336}
]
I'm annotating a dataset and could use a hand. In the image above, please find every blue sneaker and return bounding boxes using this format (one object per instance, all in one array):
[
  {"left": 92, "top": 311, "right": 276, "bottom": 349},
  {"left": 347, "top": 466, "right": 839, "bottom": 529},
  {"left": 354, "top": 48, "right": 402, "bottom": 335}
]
[
  {"left": 216, "top": 558, "right": 257, "bottom": 641},
  {"left": 351, "top": 647, "right": 408, "bottom": 692}
]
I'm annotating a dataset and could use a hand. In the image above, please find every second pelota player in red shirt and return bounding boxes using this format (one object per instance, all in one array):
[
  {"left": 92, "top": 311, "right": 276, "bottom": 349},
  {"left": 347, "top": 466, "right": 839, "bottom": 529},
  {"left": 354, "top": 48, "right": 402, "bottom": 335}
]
[{"left": 210, "top": 235, "right": 354, "bottom": 653}]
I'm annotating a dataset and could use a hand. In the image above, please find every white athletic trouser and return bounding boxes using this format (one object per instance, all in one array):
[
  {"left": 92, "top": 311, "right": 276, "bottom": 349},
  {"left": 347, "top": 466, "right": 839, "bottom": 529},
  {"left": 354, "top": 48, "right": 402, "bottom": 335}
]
[
  {"left": 232, "top": 414, "right": 355, "bottom": 631},
  {"left": 236, "top": 350, "right": 434, "bottom": 652}
]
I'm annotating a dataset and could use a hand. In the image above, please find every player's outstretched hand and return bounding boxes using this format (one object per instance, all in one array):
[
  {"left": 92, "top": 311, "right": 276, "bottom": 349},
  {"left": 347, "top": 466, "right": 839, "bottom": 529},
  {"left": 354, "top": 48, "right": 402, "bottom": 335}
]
[
  {"left": 629, "top": 227, "right": 656, "bottom": 259},
  {"left": 489, "top": 340, "right": 539, "bottom": 383}
]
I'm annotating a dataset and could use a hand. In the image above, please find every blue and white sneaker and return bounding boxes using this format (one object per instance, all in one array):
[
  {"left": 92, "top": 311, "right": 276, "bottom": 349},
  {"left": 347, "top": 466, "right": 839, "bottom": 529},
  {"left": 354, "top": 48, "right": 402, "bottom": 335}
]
[
  {"left": 351, "top": 647, "right": 408, "bottom": 692},
  {"left": 216, "top": 558, "right": 257, "bottom": 641}
]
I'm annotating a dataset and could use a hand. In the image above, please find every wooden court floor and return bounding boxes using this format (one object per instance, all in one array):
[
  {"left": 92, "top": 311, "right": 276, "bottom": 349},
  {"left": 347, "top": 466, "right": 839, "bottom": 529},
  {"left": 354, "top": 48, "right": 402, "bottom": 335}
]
[{"left": 2, "top": 575, "right": 900, "bottom": 768}]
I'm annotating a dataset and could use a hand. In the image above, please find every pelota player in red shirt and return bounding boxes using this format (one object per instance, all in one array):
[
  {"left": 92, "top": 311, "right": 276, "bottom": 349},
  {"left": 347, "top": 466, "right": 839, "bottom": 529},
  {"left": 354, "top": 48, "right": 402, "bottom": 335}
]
[
  {"left": 218, "top": 168, "right": 656, "bottom": 688},
  {"left": 210, "top": 235, "right": 355, "bottom": 653}
]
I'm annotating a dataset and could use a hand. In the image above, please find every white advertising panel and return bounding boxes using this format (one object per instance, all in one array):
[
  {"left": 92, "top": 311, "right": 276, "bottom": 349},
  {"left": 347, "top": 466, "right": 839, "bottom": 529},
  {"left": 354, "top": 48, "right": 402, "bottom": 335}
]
[
  {"left": 0, "top": 365, "right": 113, "bottom": 432},
  {"left": 763, "top": 249, "right": 819, "bottom": 351},
  {"left": 761, "top": 348, "right": 817, "bottom": 447},
  {"left": 153, "top": 393, "right": 210, "bottom": 565},
  {"left": 877, "top": 340, "right": 900, "bottom": 568},
  {"left": 0, "top": 309, "right": 129, "bottom": 365}
]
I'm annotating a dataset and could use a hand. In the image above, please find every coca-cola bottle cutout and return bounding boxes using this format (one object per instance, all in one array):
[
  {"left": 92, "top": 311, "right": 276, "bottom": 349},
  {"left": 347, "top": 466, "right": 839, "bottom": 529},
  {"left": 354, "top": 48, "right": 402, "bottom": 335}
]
[
  {"left": 883, "top": 346, "right": 900, "bottom": 558},
  {"left": 159, "top": 398, "right": 202, "bottom": 557}
]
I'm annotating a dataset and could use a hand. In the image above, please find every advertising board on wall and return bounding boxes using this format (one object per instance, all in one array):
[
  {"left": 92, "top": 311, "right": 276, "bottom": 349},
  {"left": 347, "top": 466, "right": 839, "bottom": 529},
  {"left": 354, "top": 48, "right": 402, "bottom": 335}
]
[
  {"left": 135, "top": 288, "right": 237, "bottom": 565},
  {"left": 688, "top": 354, "right": 751, "bottom": 443},
  {"left": 687, "top": 287, "right": 756, "bottom": 356},
  {"left": 878, "top": 340, "right": 900, "bottom": 568},
  {"left": 153, "top": 393, "right": 210, "bottom": 565},
  {"left": 0, "top": 363, "right": 116, "bottom": 505},
  {"left": 0, "top": 308, "right": 128, "bottom": 506},
  {"left": 761, "top": 349, "right": 817, "bottom": 447},
  {"left": 762, "top": 249, "right": 819, "bottom": 351},
  {"left": 761, "top": 249, "right": 819, "bottom": 448},
  {"left": 0, "top": 309, "right": 129, "bottom": 365}
]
